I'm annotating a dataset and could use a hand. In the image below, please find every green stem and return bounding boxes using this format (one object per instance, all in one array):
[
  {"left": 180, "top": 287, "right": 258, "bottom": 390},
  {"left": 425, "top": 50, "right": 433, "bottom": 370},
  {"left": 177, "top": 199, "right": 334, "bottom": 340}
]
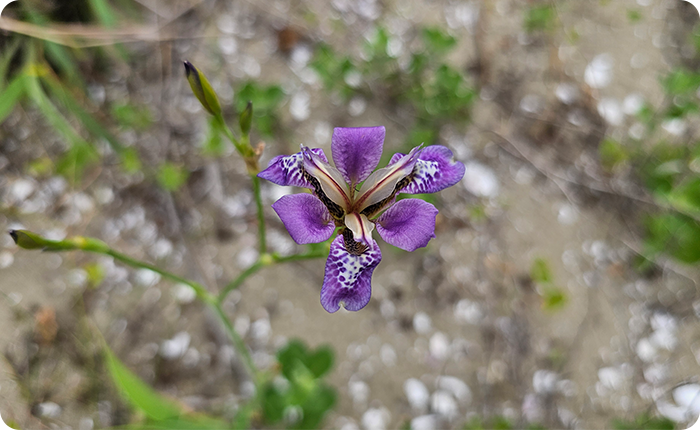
[
  {"left": 99, "top": 249, "right": 259, "bottom": 381},
  {"left": 212, "top": 301, "right": 260, "bottom": 383},
  {"left": 106, "top": 249, "right": 210, "bottom": 301},
  {"left": 218, "top": 249, "right": 329, "bottom": 302},
  {"left": 219, "top": 260, "right": 265, "bottom": 302},
  {"left": 252, "top": 175, "right": 267, "bottom": 254}
]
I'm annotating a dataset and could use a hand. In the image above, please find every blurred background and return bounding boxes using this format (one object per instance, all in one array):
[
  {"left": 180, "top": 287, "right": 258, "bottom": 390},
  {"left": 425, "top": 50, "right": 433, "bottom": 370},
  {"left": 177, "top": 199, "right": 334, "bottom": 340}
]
[{"left": 1, "top": 0, "right": 700, "bottom": 428}]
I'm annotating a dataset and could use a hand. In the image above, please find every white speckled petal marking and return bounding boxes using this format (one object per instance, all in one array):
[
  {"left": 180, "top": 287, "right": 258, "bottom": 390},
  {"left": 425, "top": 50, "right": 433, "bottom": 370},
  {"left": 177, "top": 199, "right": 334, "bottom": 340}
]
[{"left": 320, "top": 235, "right": 382, "bottom": 313}]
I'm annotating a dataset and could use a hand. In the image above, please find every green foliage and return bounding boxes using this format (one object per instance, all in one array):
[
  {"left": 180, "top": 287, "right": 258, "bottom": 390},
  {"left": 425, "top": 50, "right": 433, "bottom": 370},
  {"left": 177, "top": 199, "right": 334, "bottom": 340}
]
[
  {"left": 157, "top": 163, "right": 190, "bottom": 192},
  {"left": 112, "top": 103, "right": 154, "bottom": 131},
  {"left": 311, "top": 25, "right": 475, "bottom": 151},
  {"left": 530, "top": 258, "right": 552, "bottom": 284},
  {"left": 235, "top": 82, "right": 285, "bottom": 137},
  {"left": 612, "top": 413, "right": 675, "bottom": 430},
  {"left": 524, "top": 4, "right": 556, "bottom": 33},
  {"left": 599, "top": 138, "right": 629, "bottom": 171},
  {"left": 422, "top": 27, "right": 457, "bottom": 53},
  {"left": 104, "top": 344, "right": 227, "bottom": 429},
  {"left": 530, "top": 258, "right": 568, "bottom": 311},
  {"left": 262, "top": 340, "right": 337, "bottom": 429},
  {"left": 627, "top": 9, "right": 643, "bottom": 23}
]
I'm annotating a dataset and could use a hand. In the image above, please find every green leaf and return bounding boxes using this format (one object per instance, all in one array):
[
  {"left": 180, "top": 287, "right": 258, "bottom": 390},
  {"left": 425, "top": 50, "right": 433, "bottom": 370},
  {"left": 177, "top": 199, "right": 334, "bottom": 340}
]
[
  {"left": 104, "top": 345, "right": 182, "bottom": 421},
  {"left": 88, "top": 0, "right": 117, "bottom": 27},
  {"left": 295, "top": 384, "right": 336, "bottom": 429},
  {"left": 627, "top": 9, "right": 642, "bottom": 23},
  {"left": 667, "top": 178, "right": 700, "bottom": 214},
  {"left": 120, "top": 147, "right": 143, "bottom": 174},
  {"left": 599, "top": 138, "right": 629, "bottom": 170},
  {"left": 524, "top": 5, "right": 556, "bottom": 33},
  {"left": 662, "top": 68, "right": 700, "bottom": 95},
  {"left": 530, "top": 258, "right": 552, "bottom": 283},
  {"left": 112, "top": 102, "right": 153, "bottom": 131},
  {"left": 0, "top": 74, "right": 26, "bottom": 125},
  {"left": 612, "top": 413, "right": 674, "bottom": 430},
  {"left": 0, "top": 37, "right": 22, "bottom": 91},
  {"left": 277, "top": 340, "right": 334, "bottom": 380},
  {"left": 422, "top": 27, "right": 457, "bottom": 54},
  {"left": 541, "top": 285, "right": 568, "bottom": 311},
  {"left": 157, "top": 163, "right": 190, "bottom": 192}
]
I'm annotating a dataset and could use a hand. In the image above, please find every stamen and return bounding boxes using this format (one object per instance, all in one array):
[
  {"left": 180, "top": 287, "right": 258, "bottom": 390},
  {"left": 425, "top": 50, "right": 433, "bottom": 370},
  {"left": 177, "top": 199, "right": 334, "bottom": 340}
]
[
  {"left": 303, "top": 170, "right": 346, "bottom": 220},
  {"left": 360, "top": 173, "right": 415, "bottom": 218}
]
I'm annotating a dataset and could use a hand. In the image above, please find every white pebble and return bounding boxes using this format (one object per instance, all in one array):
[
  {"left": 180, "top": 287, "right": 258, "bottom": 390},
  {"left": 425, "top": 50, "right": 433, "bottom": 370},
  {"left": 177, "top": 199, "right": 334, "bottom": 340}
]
[
  {"left": 410, "top": 415, "right": 438, "bottom": 430},
  {"left": 597, "top": 98, "right": 624, "bottom": 126},
  {"left": 404, "top": 378, "right": 430, "bottom": 413},
  {"left": 623, "top": 93, "right": 644, "bottom": 115},
  {"left": 598, "top": 366, "right": 624, "bottom": 390},
  {"left": 160, "top": 332, "right": 191, "bottom": 360},
  {"left": 361, "top": 407, "right": 390, "bottom": 430},
  {"left": 290, "top": 91, "right": 310, "bottom": 121},
  {"left": 0, "top": 251, "right": 14, "bottom": 269},
  {"left": 436, "top": 376, "right": 471, "bottom": 404},
  {"left": 413, "top": 312, "right": 432, "bottom": 334},
  {"left": 430, "top": 390, "right": 458, "bottom": 420},
  {"left": 555, "top": 83, "right": 578, "bottom": 105},
  {"left": 462, "top": 162, "right": 499, "bottom": 198},
  {"left": 429, "top": 332, "right": 451, "bottom": 361},
  {"left": 584, "top": 53, "right": 614, "bottom": 89},
  {"left": 533, "top": 370, "right": 558, "bottom": 394},
  {"left": 380, "top": 344, "right": 397, "bottom": 367},
  {"left": 172, "top": 284, "right": 197, "bottom": 304},
  {"left": 454, "top": 299, "right": 482, "bottom": 324},
  {"left": 37, "top": 401, "right": 62, "bottom": 418}
]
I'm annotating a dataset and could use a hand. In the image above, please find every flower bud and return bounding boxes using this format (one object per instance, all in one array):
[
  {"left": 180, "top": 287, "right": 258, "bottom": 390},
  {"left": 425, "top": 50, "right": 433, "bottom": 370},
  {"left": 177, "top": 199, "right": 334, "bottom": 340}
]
[
  {"left": 239, "top": 101, "right": 253, "bottom": 135},
  {"left": 9, "top": 229, "right": 48, "bottom": 250},
  {"left": 183, "top": 61, "right": 222, "bottom": 117}
]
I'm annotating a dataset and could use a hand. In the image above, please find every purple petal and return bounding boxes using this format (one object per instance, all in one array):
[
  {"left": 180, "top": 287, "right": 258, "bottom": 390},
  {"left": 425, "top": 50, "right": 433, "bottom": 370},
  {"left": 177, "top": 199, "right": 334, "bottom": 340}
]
[
  {"left": 258, "top": 148, "right": 328, "bottom": 188},
  {"left": 376, "top": 198, "right": 438, "bottom": 251},
  {"left": 320, "top": 235, "right": 382, "bottom": 313},
  {"left": 331, "top": 126, "right": 385, "bottom": 185},
  {"left": 272, "top": 194, "right": 335, "bottom": 244},
  {"left": 392, "top": 146, "right": 465, "bottom": 195}
]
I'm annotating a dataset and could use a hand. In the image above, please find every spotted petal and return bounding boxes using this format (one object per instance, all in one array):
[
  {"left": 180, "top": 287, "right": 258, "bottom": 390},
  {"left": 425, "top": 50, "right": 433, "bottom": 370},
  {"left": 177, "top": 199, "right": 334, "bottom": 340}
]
[
  {"left": 271, "top": 193, "right": 335, "bottom": 244},
  {"left": 258, "top": 148, "right": 328, "bottom": 188},
  {"left": 389, "top": 146, "right": 465, "bottom": 195},
  {"left": 320, "top": 235, "right": 382, "bottom": 313},
  {"left": 331, "top": 126, "right": 385, "bottom": 186},
  {"left": 375, "top": 198, "right": 438, "bottom": 251}
]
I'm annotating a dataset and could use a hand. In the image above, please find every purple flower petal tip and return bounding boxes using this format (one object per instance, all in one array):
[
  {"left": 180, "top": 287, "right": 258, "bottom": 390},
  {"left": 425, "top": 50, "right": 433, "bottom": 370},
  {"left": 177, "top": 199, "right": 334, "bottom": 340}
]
[
  {"left": 376, "top": 198, "right": 438, "bottom": 251},
  {"left": 332, "top": 126, "right": 385, "bottom": 185},
  {"left": 320, "top": 235, "right": 382, "bottom": 313}
]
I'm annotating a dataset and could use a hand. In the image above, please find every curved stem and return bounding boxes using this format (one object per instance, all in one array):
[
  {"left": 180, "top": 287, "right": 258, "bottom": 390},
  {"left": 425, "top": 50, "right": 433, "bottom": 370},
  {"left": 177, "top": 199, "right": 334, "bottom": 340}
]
[
  {"left": 251, "top": 175, "right": 267, "bottom": 254},
  {"left": 218, "top": 249, "right": 329, "bottom": 302},
  {"left": 212, "top": 300, "right": 260, "bottom": 383},
  {"left": 107, "top": 249, "right": 210, "bottom": 301},
  {"left": 219, "top": 260, "right": 264, "bottom": 302}
]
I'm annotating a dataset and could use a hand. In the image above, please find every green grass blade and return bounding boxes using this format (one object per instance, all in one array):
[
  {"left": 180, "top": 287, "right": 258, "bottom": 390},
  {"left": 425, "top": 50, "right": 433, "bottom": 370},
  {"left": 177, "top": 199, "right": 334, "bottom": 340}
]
[
  {"left": 103, "top": 345, "right": 183, "bottom": 421},
  {"left": 40, "top": 71, "right": 124, "bottom": 153},
  {"left": 0, "top": 37, "right": 22, "bottom": 91},
  {"left": 88, "top": 0, "right": 117, "bottom": 27},
  {"left": 0, "top": 74, "right": 26, "bottom": 125}
]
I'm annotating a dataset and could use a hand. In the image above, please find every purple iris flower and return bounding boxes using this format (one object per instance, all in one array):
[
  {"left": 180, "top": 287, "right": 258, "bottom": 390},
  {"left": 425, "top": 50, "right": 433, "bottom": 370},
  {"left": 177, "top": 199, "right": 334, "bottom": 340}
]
[{"left": 258, "top": 126, "right": 465, "bottom": 313}]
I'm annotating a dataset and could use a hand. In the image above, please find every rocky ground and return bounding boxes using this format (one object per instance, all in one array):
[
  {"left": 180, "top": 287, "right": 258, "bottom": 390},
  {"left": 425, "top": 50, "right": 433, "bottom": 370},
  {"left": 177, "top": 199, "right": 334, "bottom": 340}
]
[{"left": 2, "top": 0, "right": 700, "bottom": 429}]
